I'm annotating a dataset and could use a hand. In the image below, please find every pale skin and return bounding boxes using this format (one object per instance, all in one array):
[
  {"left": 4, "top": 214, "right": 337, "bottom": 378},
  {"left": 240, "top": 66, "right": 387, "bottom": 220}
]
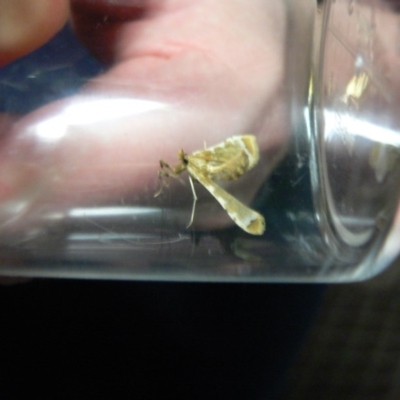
[{"left": 0, "top": 0, "right": 287, "bottom": 226}]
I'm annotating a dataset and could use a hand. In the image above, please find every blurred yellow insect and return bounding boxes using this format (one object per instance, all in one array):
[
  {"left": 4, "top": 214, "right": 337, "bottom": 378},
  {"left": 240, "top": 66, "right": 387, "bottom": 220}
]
[
  {"left": 155, "top": 135, "right": 265, "bottom": 235},
  {"left": 341, "top": 71, "right": 370, "bottom": 109}
]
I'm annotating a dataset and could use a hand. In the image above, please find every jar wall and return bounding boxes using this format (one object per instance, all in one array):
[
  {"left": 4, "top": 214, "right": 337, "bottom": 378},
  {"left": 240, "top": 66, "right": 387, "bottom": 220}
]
[{"left": 0, "top": 0, "right": 399, "bottom": 282}]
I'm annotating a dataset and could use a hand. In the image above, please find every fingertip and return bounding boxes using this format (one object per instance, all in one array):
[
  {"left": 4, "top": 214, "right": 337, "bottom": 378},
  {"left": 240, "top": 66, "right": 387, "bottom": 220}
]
[{"left": 0, "top": 0, "right": 70, "bottom": 67}]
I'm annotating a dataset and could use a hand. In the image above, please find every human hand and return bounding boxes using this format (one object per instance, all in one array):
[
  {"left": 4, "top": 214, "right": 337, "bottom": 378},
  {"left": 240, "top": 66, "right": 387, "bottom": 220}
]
[{"left": 0, "top": 0, "right": 287, "bottom": 235}]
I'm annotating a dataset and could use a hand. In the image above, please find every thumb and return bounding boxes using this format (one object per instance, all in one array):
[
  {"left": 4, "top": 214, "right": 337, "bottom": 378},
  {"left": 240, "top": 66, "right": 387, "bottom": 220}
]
[{"left": 0, "top": 0, "right": 69, "bottom": 67}]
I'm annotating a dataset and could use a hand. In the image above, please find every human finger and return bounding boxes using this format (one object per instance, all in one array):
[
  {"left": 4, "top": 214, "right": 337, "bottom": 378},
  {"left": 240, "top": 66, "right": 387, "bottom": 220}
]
[
  {"left": 0, "top": 0, "right": 69, "bottom": 66},
  {"left": 0, "top": 0, "right": 287, "bottom": 234}
]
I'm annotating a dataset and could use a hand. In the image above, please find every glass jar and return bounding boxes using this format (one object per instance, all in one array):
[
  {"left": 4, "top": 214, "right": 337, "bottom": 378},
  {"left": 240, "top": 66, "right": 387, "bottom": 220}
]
[{"left": 0, "top": 0, "right": 399, "bottom": 282}]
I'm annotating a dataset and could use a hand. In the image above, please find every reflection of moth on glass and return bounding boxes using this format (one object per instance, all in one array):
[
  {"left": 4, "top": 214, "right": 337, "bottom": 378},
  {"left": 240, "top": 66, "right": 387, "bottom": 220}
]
[
  {"left": 341, "top": 71, "right": 370, "bottom": 109},
  {"left": 155, "top": 135, "right": 265, "bottom": 235}
]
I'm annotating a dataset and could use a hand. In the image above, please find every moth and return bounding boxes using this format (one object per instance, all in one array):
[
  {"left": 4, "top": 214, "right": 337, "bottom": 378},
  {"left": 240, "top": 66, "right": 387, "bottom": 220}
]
[
  {"left": 155, "top": 135, "right": 265, "bottom": 235},
  {"left": 341, "top": 71, "right": 370, "bottom": 109}
]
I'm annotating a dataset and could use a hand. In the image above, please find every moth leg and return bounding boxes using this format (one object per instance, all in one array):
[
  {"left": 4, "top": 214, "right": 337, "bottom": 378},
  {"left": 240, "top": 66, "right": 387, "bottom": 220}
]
[
  {"left": 186, "top": 175, "right": 198, "bottom": 228},
  {"left": 155, "top": 160, "right": 174, "bottom": 197},
  {"left": 155, "top": 160, "right": 175, "bottom": 197},
  {"left": 154, "top": 160, "right": 185, "bottom": 197}
]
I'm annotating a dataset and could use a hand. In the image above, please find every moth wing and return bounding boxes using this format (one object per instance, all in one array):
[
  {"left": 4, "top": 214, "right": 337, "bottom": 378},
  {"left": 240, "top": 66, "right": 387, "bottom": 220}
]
[
  {"left": 196, "top": 135, "right": 259, "bottom": 164},
  {"left": 188, "top": 165, "right": 265, "bottom": 235},
  {"left": 190, "top": 135, "right": 260, "bottom": 181}
]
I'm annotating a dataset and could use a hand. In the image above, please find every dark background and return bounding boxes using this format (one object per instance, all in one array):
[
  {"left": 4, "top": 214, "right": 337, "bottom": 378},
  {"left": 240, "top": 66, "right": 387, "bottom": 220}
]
[{"left": 0, "top": 280, "right": 323, "bottom": 399}]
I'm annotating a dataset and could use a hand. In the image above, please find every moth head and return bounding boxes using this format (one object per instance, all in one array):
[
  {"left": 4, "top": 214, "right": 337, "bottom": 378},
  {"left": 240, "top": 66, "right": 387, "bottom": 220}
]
[{"left": 178, "top": 149, "right": 188, "bottom": 165}]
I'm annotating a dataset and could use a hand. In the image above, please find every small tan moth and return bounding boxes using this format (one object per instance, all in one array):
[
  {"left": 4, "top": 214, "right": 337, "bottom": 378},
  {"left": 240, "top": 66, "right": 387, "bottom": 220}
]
[{"left": 155, "top": 135, "right": 265, "bottom": 235}]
